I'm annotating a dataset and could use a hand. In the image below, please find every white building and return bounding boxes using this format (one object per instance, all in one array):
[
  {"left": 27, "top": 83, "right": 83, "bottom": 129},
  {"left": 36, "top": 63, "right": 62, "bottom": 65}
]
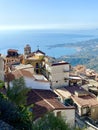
[
  {"left": 27, "top": 89, "right": 75, "bottom": 127},
  {"left": 7, "top": 69, "right": 50, "bottom": 90},
  {"left": 48, "top": 61, "right": 70, "bottom": 89},
  {"left": 13, "top": 64, "right": 34, "bottom": 74},
  {"left": 0, "top": 56, "right": 4, "bottom": 81}
]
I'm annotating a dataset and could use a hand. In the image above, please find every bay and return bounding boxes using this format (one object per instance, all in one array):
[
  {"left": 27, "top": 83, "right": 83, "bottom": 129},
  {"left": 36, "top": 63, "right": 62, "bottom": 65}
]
[{"left": 0, "top": 29, "right": 98, "bottom": 58}]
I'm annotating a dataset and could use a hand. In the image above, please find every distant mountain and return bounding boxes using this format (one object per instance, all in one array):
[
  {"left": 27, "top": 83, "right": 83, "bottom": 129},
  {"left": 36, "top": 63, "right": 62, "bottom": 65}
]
[{"left": 57, "top": 38, "right": 98, "bottom": 72}]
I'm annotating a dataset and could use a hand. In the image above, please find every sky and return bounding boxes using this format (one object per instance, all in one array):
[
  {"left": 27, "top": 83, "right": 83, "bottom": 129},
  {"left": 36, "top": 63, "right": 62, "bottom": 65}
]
[{"left": 0, "top": 0, "right": 98, "bottom": 30}]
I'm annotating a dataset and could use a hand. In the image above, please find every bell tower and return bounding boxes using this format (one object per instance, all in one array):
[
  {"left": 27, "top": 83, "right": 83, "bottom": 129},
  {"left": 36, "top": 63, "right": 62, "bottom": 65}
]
[{"left": 24, "top": 44, "right": 31, "bottom": 55}]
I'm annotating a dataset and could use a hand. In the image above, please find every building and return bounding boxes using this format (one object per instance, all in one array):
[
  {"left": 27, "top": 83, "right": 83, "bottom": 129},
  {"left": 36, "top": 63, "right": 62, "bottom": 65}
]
[
  {"left": 46, "top": 61, "right": 70, "bottom": 89},
  {"left": 5, "top": 49, "right": 20, "bottom": 66},
  {"left": 12, "top": 64, "right": 34, "bottom": 74},
  {"left": 23, "top": 49, "right": 45, "bottom": 74},
  {"left": 6, "top": 69, "right": 50, "bottom": 90},
  {"left": 27, "top": 89, "right": 75, "bottom": 127},
  {"left": 24, "top": 44, "right": 31, "bottom": 55},
  {"left": 69, "top": 75, "right": 82, "bottom": 86},
  {"left": 65, "top": 85, "right": 98, "bottom": 120},
  {"left": 7, "top": 49, "right": 19, "bottom": 57},
  {"left": 54, "top": 88, "right": 72, "bottom": 104},
  {"left": 86, "top": 69, "right": 96, "bottom": 79},
  {"left": 0, "top": 55, "right": 4, "bottom": 81},
  {"left": 73, "top": 65, "right": 86, "bottom": 75}
]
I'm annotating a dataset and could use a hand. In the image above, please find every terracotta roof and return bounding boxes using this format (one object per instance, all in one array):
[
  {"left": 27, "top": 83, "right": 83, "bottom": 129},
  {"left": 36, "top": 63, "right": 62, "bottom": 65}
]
[
  {"left": 27, "top": 89, "right": 72, "bottom": 120},
  {"left": 65, "top": 86, "right": 85, "bottom": 95},
  {"left": 71, "top": 94, "right": 98, "bottom": 107},
  {"left": 5, "top": 72, "right": 16, "bottom": 82},
  {"left": 5, "top": 69, "right": 33, "bottom": 82},
  {"left": 20, "top": 69, "right": 33, "bottom": 78},
  {"left": 8, "top": 49, "right": 18, "bottom": 52},
  {"left": 65, "top": 86, "right": 98, "bottom": 107},
  {"left": 5, "top": 69, "right": 50, "bottom": 90}
]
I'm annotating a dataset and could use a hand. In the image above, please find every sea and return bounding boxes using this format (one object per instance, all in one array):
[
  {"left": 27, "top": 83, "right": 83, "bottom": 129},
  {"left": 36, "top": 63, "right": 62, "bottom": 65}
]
[{"left": 0, "top": 29, "right": 98, "bottom": 58}]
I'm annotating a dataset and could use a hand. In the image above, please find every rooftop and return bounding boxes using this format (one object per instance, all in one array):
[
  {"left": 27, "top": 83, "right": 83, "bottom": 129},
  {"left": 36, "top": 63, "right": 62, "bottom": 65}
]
[
  {"left": 7, "top": 49, "right": 18, "bottom": 52},
  {"left": 6, "top": 69, "right": 50, "bottom": 90},
  {"left": 27, "top": 89, "right": 74, "bottom": 120},
  {"left": 14, "top": 64, "right": 33, "bottom": 70},
  {"left": 35, "top": 49, "right": 45, "bottom": 55},
  {"left": 65, "top": 85, "right": 85, "bottom": 95},
  {"left": 71, "top": 94, "right": 98, "bottom": 107},
  {"left": 54, "top": 88, "right": 71, "bottom": 99},
  {"left": 65, "top": 86, "right": 98, "bottom": 107}
]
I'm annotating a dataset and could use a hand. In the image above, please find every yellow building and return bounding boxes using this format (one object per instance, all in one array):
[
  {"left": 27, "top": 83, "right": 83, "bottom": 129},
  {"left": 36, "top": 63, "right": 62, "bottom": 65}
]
[{"left": 23, "top": 49, "right": 45, "bottom": 74}]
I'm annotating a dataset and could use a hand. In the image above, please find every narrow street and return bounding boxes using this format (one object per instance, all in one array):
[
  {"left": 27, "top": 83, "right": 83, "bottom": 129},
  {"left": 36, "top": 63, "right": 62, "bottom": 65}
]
[
  {"left": 75, "top": 113, "right": 98, "bottom": 130},
  {"left": 75, "top": 113, "right": 87, "bottom": 128}
]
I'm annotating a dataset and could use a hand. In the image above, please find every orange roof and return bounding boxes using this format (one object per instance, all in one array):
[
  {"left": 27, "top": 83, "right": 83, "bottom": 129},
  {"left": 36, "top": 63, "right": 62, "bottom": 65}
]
[
  {"left": 27, "top": 89, "right": 74, "bottom": 120},
  {"left": 71, "top": 94, "right": 98, "bottom": 107},
  {"left": 5, "top": 69, "right": 33, "bottom": 82},
  {"left": 8, "top": 49, "right": 18, "bottom": 52}
]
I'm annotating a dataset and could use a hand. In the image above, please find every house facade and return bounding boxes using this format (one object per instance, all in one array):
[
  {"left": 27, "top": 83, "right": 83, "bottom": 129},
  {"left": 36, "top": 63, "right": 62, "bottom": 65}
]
[
  {"left": 53, "top": 108, "right": 75, "bottom": 127},
  {"left": 0, "top": 56, "right": 4, "bottom": 81},
  {"left": 27, "top": 89, "right": 75, "bottom": 127},
  {"left": 5, "top": 49, "right": 20, "bottom": 66},
  {"left": 48, "top": 62, "right": 70, "bottom": 89},
  {"left": 23, "top": 49, "right": 45, "bottom": 74},
  {"left": 64, "top": 85, "right": 98, "bottom": 120}
]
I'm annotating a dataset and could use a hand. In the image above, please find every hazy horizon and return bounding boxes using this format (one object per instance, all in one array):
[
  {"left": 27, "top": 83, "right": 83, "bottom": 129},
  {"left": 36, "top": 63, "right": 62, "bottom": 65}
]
[{"left": 0, "top": 0, "right": 98, "bottom": 30}]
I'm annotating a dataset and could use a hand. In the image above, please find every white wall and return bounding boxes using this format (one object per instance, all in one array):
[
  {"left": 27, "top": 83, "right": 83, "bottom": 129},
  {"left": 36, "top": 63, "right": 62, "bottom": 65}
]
[
  {"left": 49, "top": 64, "right": 69, "bottom": 88},
  {"left": 24, "top": 77, "right": 50, "bottom": 90},
  {"left": 53, "top": 109, "right": 75, "bottom": 127},
  {"left": 0, "top": 57, "right": 4, "bottom": 81}
]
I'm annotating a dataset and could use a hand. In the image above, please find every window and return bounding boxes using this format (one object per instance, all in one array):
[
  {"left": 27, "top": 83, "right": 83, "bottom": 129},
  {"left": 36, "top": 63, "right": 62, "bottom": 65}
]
[{"left": 56, "top": 81, "right": 58, "bottom": 83}]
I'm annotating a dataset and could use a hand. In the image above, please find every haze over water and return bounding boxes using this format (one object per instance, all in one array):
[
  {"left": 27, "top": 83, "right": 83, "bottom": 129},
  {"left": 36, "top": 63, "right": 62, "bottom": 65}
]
[{"left": 0, "top": 29, "right": 98, "bottom": 58}]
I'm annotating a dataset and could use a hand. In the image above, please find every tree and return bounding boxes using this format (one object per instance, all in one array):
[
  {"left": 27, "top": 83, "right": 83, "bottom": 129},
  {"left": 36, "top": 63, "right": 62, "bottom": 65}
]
[
  {"left": 7, "top": 77, "right": 29, "bottom": 106},
  {"left": 32, "top": 113, "right": 70, "bottom": 130},
  {"left": 0, "top": 93, "right": 33, "bottom": 130},
  {"left": 0, "top": 80, "right": 5, "bottom": 88}
]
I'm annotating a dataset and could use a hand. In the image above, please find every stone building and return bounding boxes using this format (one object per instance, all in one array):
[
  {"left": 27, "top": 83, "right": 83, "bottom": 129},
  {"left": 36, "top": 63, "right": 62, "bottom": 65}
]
[
  {"left": 24, "top": 44, "right": 31, "bottom": 55},
  {"left": 42, "top": 60, "right": 70, "bottom": 89},
  {"left": 0, "top": 55, "right": 4, "bottom": 81},
  {"left": 23, "top": 49, "right": 45, "bottom": 74}
]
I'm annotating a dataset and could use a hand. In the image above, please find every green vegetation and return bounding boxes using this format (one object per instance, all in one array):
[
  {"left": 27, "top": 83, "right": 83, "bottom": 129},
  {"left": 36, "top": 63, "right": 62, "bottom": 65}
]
[
  {"left": 0, "top": 80, "right": 4, "bottom": 88},
  {"left": 7, "top": 77, "right": 29, "bottom": 106},
  {"left": 0, "top": 93, "right": 32, "bottom": 130},
  {"left": 0, "top": 92, "right": 77, "bottom": 130},
  {"left": 32, "top": 113, "right": 70, "bottom": 130},
  {"left": 0, "top": 77, "right": 82, "bottom": 130},
  {"left": 0, "top": 77, "right": 33, "bottom": 129}
]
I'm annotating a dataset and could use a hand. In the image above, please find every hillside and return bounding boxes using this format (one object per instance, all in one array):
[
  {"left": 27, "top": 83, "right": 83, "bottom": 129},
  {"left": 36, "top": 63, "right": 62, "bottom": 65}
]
[{"left": 56, "top": 38, "right": 98, "bottom": 72}]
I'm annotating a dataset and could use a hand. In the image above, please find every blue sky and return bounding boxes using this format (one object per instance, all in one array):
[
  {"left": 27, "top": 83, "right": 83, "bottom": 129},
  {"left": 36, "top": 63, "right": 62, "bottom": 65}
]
[{"left": 0, "top": 0, "right": 98, "bottom": 30}]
